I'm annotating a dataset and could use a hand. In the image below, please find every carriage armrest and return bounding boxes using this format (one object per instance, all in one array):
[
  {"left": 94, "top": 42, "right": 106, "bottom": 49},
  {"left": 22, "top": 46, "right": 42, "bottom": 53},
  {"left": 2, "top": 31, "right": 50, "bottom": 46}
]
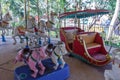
[{"left": 86, "top": 43, "right": 101, "bottom": 49}]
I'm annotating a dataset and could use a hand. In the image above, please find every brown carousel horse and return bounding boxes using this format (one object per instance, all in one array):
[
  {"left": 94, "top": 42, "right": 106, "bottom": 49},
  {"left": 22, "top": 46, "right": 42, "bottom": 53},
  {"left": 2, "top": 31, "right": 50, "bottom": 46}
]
[{"left": 0, "top": 12, "right": 12, "bottom": 29}]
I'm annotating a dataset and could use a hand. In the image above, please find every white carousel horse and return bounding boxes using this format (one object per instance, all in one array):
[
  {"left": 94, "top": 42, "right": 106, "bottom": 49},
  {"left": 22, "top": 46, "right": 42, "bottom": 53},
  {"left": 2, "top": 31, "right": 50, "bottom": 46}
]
[
  {"left": 15, "top": 47, "right": 47, "bottom": 78},
  {"left": 45, "top": 41, "right": 67, "bottom": 70},
  {"left": 104, "top": 62, "right": 120, "bottom": 80},
  {"left": 104, "top": 51, "right": 120, "bottom": 80},
  {"left": 0, "top": 12, "right": 12, "bottom": 36},
  {"left": 12, "top": 16, "right": 37, "bottom": 45},
  {"left": 12, "top": 16, "right": 49, "bottom": 46},
  {"left": 37, "top": 20, "right": 58, "bottom": 44},
  {"left": 38, "top": 20, "right": 58, "bottom": 36}
]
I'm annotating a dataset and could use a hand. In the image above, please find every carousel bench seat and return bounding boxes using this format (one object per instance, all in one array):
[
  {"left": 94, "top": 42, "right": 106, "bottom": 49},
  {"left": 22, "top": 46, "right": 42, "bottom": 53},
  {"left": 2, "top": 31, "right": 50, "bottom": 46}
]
[
  {"left": 80, "top": 33, "right": 101, "bottom": 49},
  {"left": 80, "top": 32, "right": 102, "bottom": 56},
  {"left": 61, "top": 27, "right": 84, "bottom": 43},
  {"left": 64, "top": 28, "right": 78, "bottom": 43}
]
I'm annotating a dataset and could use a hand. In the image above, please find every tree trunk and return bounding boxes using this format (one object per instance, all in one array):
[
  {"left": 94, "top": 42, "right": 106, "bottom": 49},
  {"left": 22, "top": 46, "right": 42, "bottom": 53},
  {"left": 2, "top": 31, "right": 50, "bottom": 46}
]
[{"left": 106, "top": 0, "right": 120, "bottom": 40}]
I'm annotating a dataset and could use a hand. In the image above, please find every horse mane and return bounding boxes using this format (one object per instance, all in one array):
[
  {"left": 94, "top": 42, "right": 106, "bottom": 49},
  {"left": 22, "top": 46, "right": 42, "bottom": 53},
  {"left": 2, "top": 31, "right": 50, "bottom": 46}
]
[
  {"left": 47, "top": 43, "right": 54, "bottom": 49},
  {"left": 46, "top": 43, "right": 56, "bottom": 56},
  {"left": 22, "top": 48, "right": 32, "bottom": 56}
]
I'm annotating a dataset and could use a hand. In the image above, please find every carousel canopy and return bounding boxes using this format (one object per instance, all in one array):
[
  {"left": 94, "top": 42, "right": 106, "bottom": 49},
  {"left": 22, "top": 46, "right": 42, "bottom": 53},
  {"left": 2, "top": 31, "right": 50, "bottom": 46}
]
[{"left": 59, "top": 9, "right": 109, "bottom": 19}]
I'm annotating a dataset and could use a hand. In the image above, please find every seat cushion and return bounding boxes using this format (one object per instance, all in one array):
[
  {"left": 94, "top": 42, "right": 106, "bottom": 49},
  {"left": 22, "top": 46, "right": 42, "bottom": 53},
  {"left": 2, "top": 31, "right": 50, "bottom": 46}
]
[{"left": 92, "top": 54, "right": 106, "bottom": 61}]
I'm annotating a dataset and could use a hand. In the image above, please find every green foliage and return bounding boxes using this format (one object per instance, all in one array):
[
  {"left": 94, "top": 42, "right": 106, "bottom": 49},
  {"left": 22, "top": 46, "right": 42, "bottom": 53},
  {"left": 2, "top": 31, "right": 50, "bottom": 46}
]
[{"left": 0, "top": 0, "right": 119, "bottom": 22}]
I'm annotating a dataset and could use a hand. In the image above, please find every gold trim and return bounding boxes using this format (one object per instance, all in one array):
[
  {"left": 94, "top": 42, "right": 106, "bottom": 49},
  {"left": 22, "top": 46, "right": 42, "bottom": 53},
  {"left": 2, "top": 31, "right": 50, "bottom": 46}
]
[{"left": 83, "top": 39, "right": 110, "bottom": 62}]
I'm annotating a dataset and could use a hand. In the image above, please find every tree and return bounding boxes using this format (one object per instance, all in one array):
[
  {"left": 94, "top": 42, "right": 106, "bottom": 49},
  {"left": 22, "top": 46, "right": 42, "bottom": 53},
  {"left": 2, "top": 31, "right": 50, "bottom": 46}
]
[{"left": 106, "top": 0, "right": 120, "bottom": 40}]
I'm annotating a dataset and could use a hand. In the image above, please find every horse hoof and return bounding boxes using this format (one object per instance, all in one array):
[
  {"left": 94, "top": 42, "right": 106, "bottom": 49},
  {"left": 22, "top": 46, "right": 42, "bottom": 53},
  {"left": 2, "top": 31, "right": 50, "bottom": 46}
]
[
  {"left": 39, "top": 70, "right": 44, "bottom": 75},
  {"left": 31, "top": 73, "right": 37, "bottom": 78},
  {"left": 39, "top": 67, "right": 45, "bottom": 75},
  {"left": 53, "top": 66, "right": 58, "bottom": 70},
  {"left": 60, "top": 65, "right": 65, "bottom": 68}
]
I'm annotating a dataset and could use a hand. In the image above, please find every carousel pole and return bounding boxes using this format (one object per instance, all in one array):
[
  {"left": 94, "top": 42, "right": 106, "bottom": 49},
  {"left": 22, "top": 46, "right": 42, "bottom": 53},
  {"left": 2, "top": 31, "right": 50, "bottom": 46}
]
[
  {"left": 27, "top": 0, "right": 30, "bottom": 18},
  {"left": 46, "top": 0, "right": 49, "bottom": 21},
  {"left": 37, "top": 0, "right": 42, "bottom": 46},
  {"left": 64, "top": 8, "right": 66, "bottom": 27},
  {"left": 24, "top": 0, "right": 29, "bottom": 48},
  {"left": 0, "top": 0, "right": 2, "bottom": 21},
  {"left": 77, "top": 1, "right": 81, "bottom": 28},
  {"left": 0, "top": 0, "right": 6, "bottom": 42},
  {"left": 46, "top": 0, "right": 51, "bottom": 44},
  {"left": 37, "top": 0, "right": 40, "bottom": 28}
]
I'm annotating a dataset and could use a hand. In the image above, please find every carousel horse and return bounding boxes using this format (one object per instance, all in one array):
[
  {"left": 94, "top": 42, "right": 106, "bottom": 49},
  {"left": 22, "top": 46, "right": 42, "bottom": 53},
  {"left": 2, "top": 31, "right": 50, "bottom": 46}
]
[
  {"left": 0, "top": 12, "right": 12, "bottom": 28},
  {"left": 0, "top": 12, "right": 12, "bottom": 37},
  {"left": 12, "top": 16, "right": 49, "bottom": 46},
  {"left": 15, "top": 47, "right": 47, "bottom": 78},
  {"left": 12, "top": 16, "right": 38, "bottom": 45},
  {"left": 45, "top": 41, "right": 67, "bottom": 70},
  {"left": 38, "top": 20, "right": 58, "bottom": 37}
]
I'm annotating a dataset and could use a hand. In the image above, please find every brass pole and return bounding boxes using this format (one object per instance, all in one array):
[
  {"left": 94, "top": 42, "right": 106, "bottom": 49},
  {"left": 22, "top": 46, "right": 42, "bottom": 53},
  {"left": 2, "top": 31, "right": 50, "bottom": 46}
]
[
  {"left": 24, "top": 0, "right": 29, "bottom": 47},
  {"left": 37, "top": 0, "right": 40, "bottom": 27},
  {"left": 77, "top": 0, "right": 81, "bottom": 28},
  {"left": 27, "top": 0, "right": 30, "bottom": 17},
  {"left": 24, "top": 0, "right": 27, "bottom": 29},
  {"left": 64, "top": 8, "right": 66, "bottom": 27},
  {"left": 47, "top": 0, "right": 49, "bottom": 20},
  {"left": 0, "top": 0, "right": 2, "bottom": 21}
]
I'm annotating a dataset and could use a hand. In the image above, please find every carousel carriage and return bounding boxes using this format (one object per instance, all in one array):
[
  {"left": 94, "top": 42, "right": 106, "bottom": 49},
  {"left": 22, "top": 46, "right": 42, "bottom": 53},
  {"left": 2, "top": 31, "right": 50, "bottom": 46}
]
[{"left": 59, "top": 9, "right": 111, "bottom": 66}]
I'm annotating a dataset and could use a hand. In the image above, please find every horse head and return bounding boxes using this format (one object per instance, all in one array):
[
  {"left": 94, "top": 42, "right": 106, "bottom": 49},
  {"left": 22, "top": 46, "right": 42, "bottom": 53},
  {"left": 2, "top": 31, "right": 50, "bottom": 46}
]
[
  {"left": 46, "top": 20, "right": 54, "bottom": 29},
  {"left": 3, "top": 12, "right": 12, "bottom": 21},
  {"left": 22, "top": 48, "right": 32, "bottom": 61},
  {"left": 27, "top": 16, "right": 36, "bottom": 29},
  {"left": 55, "top": 41, "right": 67, "bottom": 55},
  {"left": 38, "top": 20, "right": 46, "bottom": 31},
  {"left": 45, "top": 43, "right": 55, "bottom": 56}
]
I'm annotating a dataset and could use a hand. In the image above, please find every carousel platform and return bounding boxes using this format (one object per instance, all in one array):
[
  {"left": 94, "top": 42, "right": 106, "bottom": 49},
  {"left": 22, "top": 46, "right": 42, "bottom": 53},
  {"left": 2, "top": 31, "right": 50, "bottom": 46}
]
[{"left": 14, "top": 59, "right": 70, "bottom": 80}]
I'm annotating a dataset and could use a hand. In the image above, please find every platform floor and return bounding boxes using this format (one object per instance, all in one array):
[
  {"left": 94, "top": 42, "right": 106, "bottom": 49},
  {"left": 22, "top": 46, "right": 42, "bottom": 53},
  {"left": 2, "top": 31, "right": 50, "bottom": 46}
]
[{"left": 0, "top": 37, "right": 116, "bottom": 80}]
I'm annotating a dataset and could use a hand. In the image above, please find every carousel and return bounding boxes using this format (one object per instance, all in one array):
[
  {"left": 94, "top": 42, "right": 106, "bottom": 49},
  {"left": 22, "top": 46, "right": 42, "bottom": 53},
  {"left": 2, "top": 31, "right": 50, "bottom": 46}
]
[{"left": 1, "top": 0, "right": 120, "bottom": 80}]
